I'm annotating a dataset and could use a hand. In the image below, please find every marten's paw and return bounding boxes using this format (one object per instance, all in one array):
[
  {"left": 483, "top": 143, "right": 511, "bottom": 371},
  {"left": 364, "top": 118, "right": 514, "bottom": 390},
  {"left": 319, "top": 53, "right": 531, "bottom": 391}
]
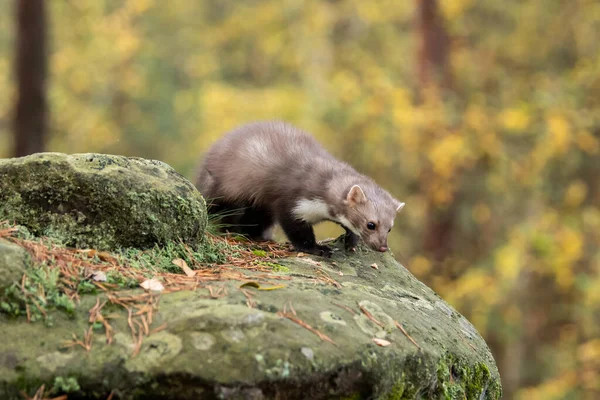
[
  {"left": 344, "top": 231, "right": 360, "bottom": 252},
  {"left": 297, "top": 244, "right": 333, "bottom": 258}
]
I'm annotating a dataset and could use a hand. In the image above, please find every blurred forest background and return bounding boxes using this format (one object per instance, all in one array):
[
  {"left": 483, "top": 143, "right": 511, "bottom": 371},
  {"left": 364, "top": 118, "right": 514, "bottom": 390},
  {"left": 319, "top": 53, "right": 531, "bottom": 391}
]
[{"left": 1, "top": 0, "right": 599, "bottom": 398}]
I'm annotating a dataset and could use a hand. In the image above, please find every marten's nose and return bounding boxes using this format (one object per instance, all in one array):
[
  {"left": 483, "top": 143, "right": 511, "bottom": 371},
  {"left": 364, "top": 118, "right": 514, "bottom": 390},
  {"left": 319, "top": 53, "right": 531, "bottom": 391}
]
[{"left": 379, "top": 246, "right": 388, "bottom": 252}]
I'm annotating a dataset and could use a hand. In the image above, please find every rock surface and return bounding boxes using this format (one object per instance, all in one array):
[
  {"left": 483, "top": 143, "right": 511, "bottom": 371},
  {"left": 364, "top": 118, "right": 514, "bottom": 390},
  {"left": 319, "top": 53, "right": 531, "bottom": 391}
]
[
  {"left": 0, "top": 240, "right": 501, "bottom": 400},
  {"left": 0, "top": 153, "right": 501, "bottom": 399},
  {"left": 0, "top": 240, "right": 29, "bottom": 291},
  {"left": 0, "top": 153, "right": 206, "bottom": 250}
]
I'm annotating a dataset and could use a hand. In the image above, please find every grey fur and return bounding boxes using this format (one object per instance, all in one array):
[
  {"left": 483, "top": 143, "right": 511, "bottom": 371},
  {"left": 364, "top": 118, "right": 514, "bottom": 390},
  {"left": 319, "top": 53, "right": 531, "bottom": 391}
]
[{"left": 195, "top": 121, "right": 404, "bottom": 253}]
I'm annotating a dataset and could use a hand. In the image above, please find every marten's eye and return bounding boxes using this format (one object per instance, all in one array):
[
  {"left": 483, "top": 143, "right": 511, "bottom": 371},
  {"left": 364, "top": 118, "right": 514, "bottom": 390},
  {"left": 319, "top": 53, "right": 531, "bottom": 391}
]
[
  {"left": 388, "top": 228, "right": 391, "bottom": 233},
  {"left": 367, "top": 222, "right": 376, "bottom": 230}
]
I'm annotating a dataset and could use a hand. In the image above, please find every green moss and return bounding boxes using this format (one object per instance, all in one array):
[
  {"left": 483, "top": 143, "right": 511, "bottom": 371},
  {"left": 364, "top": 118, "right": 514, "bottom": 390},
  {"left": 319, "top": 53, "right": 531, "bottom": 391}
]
[
  {"left": 252, "top": 249, "right": 268, "bottom": 257},
  {"left": 432, "top": 353, "right": 501, "bottom": 400},
  {"left": 385, "top": 379, "right": 406, "bottom": 400},
  {"left": 117, "top": 236, "right": 241, "bottom": 275},
  {"left": 339, "top": 393, "right": 363, "bottom": 400},
  {"left": 259, "top": 261, "right": 290, "bottom": 273}
]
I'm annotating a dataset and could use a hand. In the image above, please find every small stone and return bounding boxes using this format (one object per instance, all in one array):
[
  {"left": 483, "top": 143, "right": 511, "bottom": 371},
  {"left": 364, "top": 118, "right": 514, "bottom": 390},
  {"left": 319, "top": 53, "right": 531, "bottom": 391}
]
[{"left": 301, "top": 347, "right": 314, "bottom": 361}]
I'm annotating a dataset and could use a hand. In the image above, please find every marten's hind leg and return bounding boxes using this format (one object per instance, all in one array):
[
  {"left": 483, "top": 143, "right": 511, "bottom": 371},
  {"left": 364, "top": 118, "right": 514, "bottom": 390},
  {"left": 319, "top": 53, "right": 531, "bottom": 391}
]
[{"left": 237, "top": 205, "right": 275, "bottom": 241}]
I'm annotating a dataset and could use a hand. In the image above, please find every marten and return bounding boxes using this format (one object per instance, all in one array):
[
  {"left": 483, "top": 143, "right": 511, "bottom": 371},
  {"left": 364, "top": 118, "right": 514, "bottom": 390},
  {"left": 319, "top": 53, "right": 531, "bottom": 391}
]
[{"left": 195, "top": 121, "right": 405, "bottom": 257}]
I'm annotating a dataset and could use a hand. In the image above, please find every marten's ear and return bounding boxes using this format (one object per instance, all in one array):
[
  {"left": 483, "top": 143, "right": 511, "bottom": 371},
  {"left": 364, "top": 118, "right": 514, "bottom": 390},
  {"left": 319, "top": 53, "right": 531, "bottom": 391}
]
[
  {"left": 346, "top": 185, "right": 367, "bottom": 206},
  {"left": 395, "top": 200, "right": 405, "bottom": 212}
]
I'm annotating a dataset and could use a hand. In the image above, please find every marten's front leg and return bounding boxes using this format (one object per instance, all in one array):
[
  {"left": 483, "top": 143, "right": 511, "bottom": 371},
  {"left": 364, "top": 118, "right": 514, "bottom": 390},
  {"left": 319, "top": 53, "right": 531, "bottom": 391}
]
[
  {"left": 344, "top": 227, "right": 360, "bottom": 252},
  {"left": 278, "top": 210, "right": 333, "bottom": 257}
]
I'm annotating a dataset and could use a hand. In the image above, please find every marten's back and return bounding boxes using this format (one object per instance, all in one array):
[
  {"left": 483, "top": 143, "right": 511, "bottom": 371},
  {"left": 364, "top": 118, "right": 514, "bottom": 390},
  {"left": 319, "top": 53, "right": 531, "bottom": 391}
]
[{"left": 196, "top": 121, "right": 348, "bottom": 206}]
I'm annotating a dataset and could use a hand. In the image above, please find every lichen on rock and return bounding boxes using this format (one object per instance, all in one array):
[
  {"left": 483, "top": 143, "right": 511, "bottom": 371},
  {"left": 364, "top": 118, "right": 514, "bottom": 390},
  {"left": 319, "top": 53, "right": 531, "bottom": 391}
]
[{"left": 0, "top": 153, "right": 207, "bottom": 251}]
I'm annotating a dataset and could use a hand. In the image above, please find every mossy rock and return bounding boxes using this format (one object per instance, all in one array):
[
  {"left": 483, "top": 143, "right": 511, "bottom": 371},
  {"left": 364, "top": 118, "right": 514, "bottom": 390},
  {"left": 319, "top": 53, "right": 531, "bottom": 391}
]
[
  {"left": 0, "top": 238, "right": 501, "bottom": 400},
  {"left": 0, "top": 153, "right": 206, "bottom": 251}
]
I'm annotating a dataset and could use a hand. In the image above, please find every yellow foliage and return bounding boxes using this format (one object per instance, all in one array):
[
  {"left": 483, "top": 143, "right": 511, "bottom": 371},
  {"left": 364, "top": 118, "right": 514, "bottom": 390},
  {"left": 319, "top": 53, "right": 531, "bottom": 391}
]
[
  {"left": 584, "top": 278, "right": 600, "bottom": 306},
  {"left": 472, "top": 203, "right": 491, "bottom": 224},
  {"left": 409, "top": 255, "right": 432, "bottom": 276},
  {"left": 516, "top": 372, "right": 577, "bottom": 400},
  {"left": 556, "top": 227, "right": 583, "bottom": 264},
  {"left": 127, "top": 0, "right": 153, "bottom": 14},
  {"left": 428, "top": 133, "right": 466, "bottom": 178},
  {"left": 465, "top": 105, "right": 487, "bottom": 131},
  {"left": 578, "top": 339, "right": 600, "bottom": 364},
  {"left": 440, "top": 0, "right": 475, "bottom": 19},
  {"left": 546, "top": 114, "right": 572, "bottom": 155},
  {"left": 494, "top": 243, "right": 522, "bottom": 283},
  {"left": 563, "top": 180, "right": 588, "bottom": 208},
  {"left": 582, "top": 207, "right": 600, "bottom": 231},
  {"left": 499, "top": 107, "right": 530, "bottom": 132},
  {"left": 576, "top": 130, "right": 600, "bottom": 154}
]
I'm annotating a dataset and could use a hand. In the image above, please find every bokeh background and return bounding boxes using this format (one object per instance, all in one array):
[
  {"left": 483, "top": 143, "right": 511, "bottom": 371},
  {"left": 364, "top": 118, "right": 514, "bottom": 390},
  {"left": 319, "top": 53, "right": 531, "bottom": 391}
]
[{"left": 1, "top": 1, "right": 599, "bottom": 398}]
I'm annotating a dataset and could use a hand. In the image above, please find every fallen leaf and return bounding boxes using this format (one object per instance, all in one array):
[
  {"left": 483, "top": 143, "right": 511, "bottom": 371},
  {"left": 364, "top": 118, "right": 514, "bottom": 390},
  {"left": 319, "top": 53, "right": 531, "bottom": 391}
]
[
  {"left": 240, "top": 281, "right": 260, "bottom": 289},
  {"left": 373, "top": 338, "right": 391, "bottom": 347},
  {"left": 240, "top": 281, "right": 286, "bottom": 291},
  {"left": 258, "top": 285, "right": 286, "bottom": 291},
  {"left": 172, "top": 258, "right": 195, "bottom": 277},
  {"left": 370, "top": 263, "right": 379, "bottom": 270},
  {"left": 297, "top": 252, "right": 306, "bottom": 257},
  {"left": 77, "top": 249, "right": 97, "bottom": 256},
  {"left": 140, "top": 278, "right": 164, "bottom": 292},
  {"left": 97, "top": 251, "right": 115, "bottom": 262},
  {"left": 91, "top": 271, "right": 107, "bottom": 282}
]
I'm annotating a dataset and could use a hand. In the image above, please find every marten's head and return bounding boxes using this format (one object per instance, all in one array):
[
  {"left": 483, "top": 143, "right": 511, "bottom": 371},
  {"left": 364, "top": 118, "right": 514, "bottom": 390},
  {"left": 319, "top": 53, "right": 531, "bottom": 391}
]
[{"left": 339, "top": 184, "right": 404, "bottom": 252}]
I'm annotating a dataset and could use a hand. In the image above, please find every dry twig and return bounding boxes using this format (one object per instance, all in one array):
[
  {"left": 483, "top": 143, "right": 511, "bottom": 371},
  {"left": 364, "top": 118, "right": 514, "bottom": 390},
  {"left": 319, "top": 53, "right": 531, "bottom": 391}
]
[
  {"left": 277, "top": 301, "right": 336, "bottom": 346},
  {"left": 395, "top": 321, "right": 421, "bottom": 350}
]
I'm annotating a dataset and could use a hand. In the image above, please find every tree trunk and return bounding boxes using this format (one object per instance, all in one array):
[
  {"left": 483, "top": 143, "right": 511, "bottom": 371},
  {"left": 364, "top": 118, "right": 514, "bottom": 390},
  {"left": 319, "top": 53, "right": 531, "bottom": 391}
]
[
  {"left": 416, "top": 0, "right": 452, "bottom": 92},
  {"left": 416, "top": 0, "right": 456, "bottom": 261},
  {"left": 13, "top": 0, "right": 48, "bottom": 157}
]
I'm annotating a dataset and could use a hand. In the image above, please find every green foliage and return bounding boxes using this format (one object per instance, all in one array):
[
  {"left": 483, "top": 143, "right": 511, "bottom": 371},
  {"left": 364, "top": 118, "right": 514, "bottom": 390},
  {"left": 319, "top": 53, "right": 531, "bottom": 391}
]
[
  {"left": 51, "top": 376, "right": 81, "bottom": 394},
  {"left": 0, "top": 0, "right": 598, "bottom": 398},
  {"left": 1, "top": 265, "right": 75, "bottom": 322},
  {"left": 117, "top": 232, "right": 240, "bottom": 275}
]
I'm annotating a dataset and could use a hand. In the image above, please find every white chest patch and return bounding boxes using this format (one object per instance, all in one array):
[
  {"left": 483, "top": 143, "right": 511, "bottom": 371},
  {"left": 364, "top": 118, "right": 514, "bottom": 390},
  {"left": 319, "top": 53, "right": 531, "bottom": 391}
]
[
  {"left": 336, "top": 215, "right": 361, "bottom": 236},
  {"left": 292, "top": 199, "right": 331, "bottom": 224}
]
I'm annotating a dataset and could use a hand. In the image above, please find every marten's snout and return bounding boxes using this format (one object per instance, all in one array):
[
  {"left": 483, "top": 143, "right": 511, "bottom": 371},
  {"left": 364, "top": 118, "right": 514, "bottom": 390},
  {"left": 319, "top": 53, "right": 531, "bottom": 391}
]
[{"left": 378, "top": 246, "right": 388, "bottom": 252}]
